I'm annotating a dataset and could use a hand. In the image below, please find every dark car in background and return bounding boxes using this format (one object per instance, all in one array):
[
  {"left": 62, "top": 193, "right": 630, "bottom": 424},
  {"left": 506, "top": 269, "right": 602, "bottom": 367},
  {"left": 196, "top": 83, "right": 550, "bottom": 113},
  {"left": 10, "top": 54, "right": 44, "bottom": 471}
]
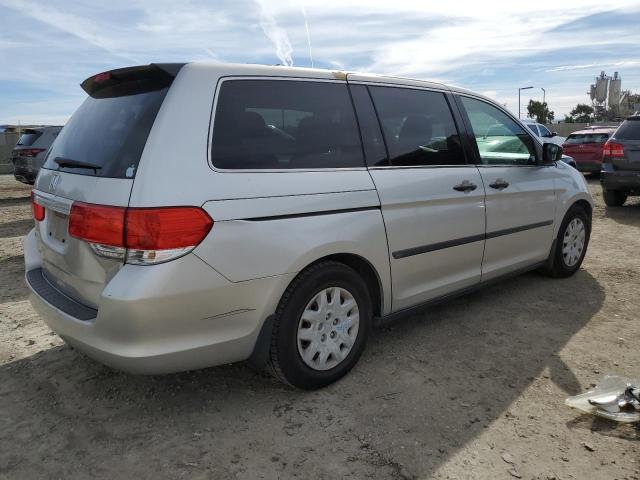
[
  {"left": 600, "top": 116, "right": 640, "bottom": 206},
  {"left": 562, "top": 127, "right": 616, "bottom": 174},
  {"left": 11, "top": 126, "right": 62, "bottom": 184}
]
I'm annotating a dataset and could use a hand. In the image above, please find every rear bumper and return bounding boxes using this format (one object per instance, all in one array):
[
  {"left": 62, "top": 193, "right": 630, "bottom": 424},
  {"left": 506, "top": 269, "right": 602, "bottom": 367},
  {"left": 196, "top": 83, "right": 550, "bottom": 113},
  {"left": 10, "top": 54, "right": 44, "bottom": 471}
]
[
  {"left": 23, "top": 229, "right": 293, "bottom": 374},
  {"left": 601, "top": 170, "right": 640, "bottom": 192},
  {"left": 13, "top": 163, "right": 37, "bottom": 184},
  {"left": 574, "top": 160, "right": 602, "bottom": 172}
]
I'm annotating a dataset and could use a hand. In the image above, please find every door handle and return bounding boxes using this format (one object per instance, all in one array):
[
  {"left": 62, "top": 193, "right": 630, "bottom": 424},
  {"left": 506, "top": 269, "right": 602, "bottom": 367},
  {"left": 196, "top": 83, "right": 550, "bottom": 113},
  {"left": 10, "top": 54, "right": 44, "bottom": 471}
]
[
  {"left": 453, "top": 180, "right": 478, "bottom": 193},
  {"left": 489, "top": 178, "right": 509, "bottom": 190}
]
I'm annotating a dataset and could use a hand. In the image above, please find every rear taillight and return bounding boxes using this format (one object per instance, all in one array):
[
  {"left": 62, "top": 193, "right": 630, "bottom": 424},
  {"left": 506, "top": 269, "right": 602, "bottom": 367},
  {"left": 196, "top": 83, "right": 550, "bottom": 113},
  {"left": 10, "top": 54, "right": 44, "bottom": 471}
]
[
  {"left": 30, "top": 191, "right": 45, "bottom": 221},
  {"left": 69, "top": 202, "right": 126, "bottom": 247},
  {"left": 603, "top": 141, "right": 624, "bottom": 159},
  {"left": 68, "top": 202, "right": 213, "bottom": 265},
  {"left": 125, "top": 207, "right": 213, "bottom": 250},
  {"left": 18, "top": 148, "right": 46, "bottom": 157}
]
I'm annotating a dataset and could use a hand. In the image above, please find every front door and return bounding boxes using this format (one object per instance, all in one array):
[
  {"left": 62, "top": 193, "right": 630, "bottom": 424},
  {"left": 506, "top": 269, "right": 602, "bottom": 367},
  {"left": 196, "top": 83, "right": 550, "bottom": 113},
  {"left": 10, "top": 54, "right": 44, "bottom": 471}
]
[
  {"left": 350, "top": 83, "right": 486, "bottom": 311},
  {"left": 456, "top": 95, "right": 557, "bottom": 281}
]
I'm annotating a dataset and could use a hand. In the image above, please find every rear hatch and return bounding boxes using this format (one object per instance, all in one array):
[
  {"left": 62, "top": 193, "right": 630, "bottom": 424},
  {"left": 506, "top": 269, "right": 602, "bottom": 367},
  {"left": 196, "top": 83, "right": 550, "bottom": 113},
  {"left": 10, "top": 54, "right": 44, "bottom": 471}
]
[
  {"left": 31, "top": 63, "right": 183, "bottom": 309},
  {"left": 562, "top": 132, "right": 609, "bottom": 162},
  {"left": 610, "top": 117, "right": 640, "bottom": 171}
]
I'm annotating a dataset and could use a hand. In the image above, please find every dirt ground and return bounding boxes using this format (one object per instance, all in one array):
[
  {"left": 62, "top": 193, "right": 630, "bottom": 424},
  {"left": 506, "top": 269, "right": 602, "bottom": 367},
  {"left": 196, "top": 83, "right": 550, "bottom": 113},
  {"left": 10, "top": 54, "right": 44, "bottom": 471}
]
[{"left": 0, "top": 174, "right": 638, "bottom": 480}]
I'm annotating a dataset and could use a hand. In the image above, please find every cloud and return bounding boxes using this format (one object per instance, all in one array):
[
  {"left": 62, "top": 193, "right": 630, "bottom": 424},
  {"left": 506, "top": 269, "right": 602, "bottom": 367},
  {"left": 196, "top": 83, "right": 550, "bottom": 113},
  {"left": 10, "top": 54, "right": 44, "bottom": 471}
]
[
  {"left": 546, "top": 60, "right": 640, "bottom": 72},
  {"left": 0, "top": 0, "right": 639, "bottom": 122},
  {"left": 255, "top": 0, "right": 294, "bottom": 66},
  {"left": 0, "top": 0, "right": 140, "bottom": 62}
]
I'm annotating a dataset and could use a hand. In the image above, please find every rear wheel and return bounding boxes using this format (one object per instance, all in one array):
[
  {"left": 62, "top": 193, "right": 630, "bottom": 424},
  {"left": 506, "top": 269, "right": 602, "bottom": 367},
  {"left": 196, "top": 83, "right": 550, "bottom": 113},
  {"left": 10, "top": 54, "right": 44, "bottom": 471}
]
[
  {"left": 543, "top": 204, "right": 591, "bottom": 278},
  {"left": 269, "top": 261, "right": 372, "bottom": 389},
  {"left": 603, "top": 189, "right": 627, "bottom": 207}
]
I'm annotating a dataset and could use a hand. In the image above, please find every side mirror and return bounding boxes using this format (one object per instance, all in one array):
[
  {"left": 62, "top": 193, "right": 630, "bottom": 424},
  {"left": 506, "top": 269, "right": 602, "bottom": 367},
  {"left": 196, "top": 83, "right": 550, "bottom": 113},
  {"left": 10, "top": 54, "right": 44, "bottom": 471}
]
[
  {"left": 542, "top": 142, "right": 563, "bottom": 164},
  {"left": 551, "top": 131, "right": 558, "bottom": 137}
]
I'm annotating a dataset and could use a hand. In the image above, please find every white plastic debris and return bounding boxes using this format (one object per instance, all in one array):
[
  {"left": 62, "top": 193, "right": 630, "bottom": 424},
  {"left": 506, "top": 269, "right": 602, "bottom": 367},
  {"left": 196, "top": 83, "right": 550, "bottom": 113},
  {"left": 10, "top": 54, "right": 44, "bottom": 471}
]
[{"left": 565, "top": 375, "right": 640, "bottom": 423}]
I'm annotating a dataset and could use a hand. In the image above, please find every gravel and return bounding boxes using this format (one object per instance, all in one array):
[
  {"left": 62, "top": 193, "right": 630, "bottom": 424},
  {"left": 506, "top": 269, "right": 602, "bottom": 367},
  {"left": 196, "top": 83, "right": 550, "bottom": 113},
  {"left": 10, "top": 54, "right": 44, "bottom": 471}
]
[{"left": 1, "top": 174, "right": 639, "bottom": 479}]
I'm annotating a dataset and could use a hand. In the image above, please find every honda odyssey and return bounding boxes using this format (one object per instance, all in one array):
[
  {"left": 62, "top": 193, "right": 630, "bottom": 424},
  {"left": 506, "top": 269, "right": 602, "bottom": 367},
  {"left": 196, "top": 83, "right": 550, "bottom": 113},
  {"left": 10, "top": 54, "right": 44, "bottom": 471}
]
[{"left": 24, "top": 63, "right": 593, "bottom": 389}]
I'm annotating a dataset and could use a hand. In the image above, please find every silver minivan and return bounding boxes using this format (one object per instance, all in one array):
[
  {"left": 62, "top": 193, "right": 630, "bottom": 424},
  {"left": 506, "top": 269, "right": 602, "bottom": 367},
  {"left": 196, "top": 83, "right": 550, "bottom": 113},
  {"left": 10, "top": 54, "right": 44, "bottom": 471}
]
[{"left": 25, "top": 63, "right": 593, "bottom": 389}]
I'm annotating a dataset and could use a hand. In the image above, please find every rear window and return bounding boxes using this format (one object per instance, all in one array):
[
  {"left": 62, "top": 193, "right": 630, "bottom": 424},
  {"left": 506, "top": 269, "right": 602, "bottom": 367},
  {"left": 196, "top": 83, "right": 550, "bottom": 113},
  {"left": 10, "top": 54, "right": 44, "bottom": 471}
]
[
  {"left": 211, "top": 80, "right": 364, "bottom": 169},
  {"left": 17, "top": 131, "right": 42, "bottom": 146},
  {"left": 43, "top": 89, "right": 168, "bottom": 178},
  {"left": 565, "top": 133, "right": 609, "bottom": 144},
  {"left": 615, "top": 119, "right": 640, "bottom": 140}
]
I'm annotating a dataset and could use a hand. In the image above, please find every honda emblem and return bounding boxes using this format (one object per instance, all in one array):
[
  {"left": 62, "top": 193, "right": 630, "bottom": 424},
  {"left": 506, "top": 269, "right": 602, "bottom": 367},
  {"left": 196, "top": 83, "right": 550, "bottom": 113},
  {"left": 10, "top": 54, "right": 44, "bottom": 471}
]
[{"left": 49, "top": 173, "right": 61, "bottom": 192}]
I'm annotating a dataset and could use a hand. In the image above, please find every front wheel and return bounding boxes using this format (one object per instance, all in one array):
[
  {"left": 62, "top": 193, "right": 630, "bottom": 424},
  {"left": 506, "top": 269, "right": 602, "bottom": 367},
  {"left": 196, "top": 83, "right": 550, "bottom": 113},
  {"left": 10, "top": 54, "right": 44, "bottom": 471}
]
[
  {"left": 543, "top": 204, "right": 591, "bottom": 278},
  {"left": 603, "top": 189, "right": 627, "bottom": 207},
  {"left": 269, "top": 261, "right": 372, "bottom": 389}
]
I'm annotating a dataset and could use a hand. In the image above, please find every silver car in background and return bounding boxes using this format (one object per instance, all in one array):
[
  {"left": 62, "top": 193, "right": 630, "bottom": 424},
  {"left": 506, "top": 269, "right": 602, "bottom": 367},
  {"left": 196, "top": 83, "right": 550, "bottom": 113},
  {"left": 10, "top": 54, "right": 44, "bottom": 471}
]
[
  {"left": 25, "top": 63, "right": 593, "bottom": 389},
  {"left": 521, "top": 119, "right": 577, "bottom": 168},
  {"left": 521, "top": 118, "right": 565, "bottom": 145}
]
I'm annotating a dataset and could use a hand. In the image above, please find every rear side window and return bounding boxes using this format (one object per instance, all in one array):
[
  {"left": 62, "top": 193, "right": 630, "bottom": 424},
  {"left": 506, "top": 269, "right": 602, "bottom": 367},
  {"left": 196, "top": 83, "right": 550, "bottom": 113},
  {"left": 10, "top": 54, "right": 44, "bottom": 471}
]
[
  {"left": 615, "top": 119, "right": 640, "bottom": 140},
  {"left": 17, "top": 131, "right": 42, "bottom": 146},
  {"left": 565, "top": 133, "right": 609, "bottom": 144},
  {"left": 44, "top": 89, "right": 168, "bottom": 178},
  {"left": 526, "top": 124, "right": 539, "bottom": 136},
  {"left": 211, "top": 80, "right": 364, "bottom": 169},
  {"left": 368, "top": 86, "right": 465, "bottom": 166}
]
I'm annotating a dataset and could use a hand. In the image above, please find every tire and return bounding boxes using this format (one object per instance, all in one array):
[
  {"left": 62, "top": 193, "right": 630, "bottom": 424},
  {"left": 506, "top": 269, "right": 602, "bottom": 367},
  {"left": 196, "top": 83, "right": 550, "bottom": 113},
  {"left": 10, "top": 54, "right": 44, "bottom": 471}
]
[
  {"left": 269, "top": 261, "right": 372, "bottom": 389},
  {"left": 543, "top": 204, "right": 591, "bottom": 278},
  {"left": 603, "top": 189, "right": 627, "bottom": 207}
]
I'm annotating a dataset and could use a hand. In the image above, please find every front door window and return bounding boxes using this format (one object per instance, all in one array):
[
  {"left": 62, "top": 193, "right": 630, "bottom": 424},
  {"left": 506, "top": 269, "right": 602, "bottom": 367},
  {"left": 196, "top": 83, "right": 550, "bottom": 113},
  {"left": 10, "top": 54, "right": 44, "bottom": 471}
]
[{"left": 461, "top": 97, "right": 537, "bottom": 166}]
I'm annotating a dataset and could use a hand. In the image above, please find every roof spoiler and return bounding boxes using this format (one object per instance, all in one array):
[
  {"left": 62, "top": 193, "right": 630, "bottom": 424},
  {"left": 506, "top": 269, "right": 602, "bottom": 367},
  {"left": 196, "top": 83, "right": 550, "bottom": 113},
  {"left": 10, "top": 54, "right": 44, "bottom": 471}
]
[{"left": 80, "top": 63, "right": 186, "bottom": 99}]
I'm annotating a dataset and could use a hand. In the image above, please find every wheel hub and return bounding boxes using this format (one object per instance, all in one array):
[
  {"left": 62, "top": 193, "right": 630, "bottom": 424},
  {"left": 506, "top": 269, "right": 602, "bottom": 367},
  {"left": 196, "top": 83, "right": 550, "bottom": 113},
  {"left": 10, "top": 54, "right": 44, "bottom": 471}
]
[
  {"left": 296, "top": 287, "right": 360, "bottom": 371},
  {"left": 562, "top": 217, "right": 586, "bottom": 267}
]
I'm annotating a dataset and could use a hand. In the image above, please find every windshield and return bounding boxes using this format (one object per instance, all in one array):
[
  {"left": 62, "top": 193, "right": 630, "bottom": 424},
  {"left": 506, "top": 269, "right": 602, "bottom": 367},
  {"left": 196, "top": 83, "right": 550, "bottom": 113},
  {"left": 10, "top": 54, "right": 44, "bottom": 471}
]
[{"left": 43, "top": 88, "right": 168, "bottom": 178}]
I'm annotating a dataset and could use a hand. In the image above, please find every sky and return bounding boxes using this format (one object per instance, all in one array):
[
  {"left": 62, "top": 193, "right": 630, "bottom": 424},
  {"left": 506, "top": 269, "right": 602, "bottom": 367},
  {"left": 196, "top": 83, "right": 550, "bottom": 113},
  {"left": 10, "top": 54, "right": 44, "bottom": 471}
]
[{"left": 1, "top": 0, "right": 639, "bottom": 125}]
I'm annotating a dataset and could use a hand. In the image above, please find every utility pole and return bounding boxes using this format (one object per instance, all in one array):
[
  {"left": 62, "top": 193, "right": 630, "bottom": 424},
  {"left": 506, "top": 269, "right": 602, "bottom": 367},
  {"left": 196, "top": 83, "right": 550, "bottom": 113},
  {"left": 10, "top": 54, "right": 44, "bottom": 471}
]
[{"left": 518, "top": 86, "right": 534, "bottom": 119}]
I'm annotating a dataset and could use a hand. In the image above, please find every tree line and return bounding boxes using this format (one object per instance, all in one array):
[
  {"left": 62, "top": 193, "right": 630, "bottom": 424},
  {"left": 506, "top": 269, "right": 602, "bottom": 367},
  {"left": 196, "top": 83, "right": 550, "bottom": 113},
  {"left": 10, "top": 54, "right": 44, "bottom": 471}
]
[
  {"left": 525, "top": 99, "right": 593, "bottom": 124},
  {"left": 526, "top": 94, "right": 640, "bottom": 124}
]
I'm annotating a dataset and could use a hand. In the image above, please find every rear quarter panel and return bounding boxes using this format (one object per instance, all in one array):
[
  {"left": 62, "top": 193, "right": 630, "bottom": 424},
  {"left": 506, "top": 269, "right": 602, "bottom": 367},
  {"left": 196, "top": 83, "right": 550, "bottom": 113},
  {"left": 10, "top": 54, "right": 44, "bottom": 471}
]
[{"left": 194, "top": 189, "right": 390, "bottom": 299}]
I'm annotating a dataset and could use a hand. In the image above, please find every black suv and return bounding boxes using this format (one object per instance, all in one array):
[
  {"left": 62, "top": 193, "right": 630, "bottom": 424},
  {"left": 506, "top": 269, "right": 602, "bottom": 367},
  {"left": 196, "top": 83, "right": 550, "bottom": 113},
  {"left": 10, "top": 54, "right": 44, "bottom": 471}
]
[
  {"left": 601, "top": 115, "right": 640, "bottom": 206},
  {"left": 11, "top": 126, "right": 62, "bottom": 184}
]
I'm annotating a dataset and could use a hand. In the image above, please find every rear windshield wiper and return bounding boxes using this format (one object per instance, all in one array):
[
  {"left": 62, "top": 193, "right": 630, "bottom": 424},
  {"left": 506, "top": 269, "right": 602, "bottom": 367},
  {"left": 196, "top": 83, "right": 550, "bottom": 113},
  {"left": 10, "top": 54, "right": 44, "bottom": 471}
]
[{"left": 54, "top": 157, "right": 102, "bottom": 173}]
